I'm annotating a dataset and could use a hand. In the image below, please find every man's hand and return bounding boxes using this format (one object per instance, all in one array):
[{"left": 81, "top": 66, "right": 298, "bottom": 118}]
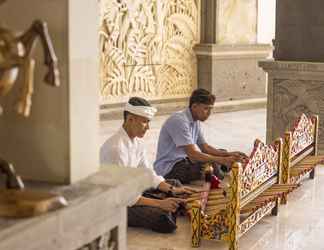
[
  {"left": 228, "top": 151, "right": 249, "bottom": 164},
  {"left": 173, "top": 186, "right": 198, "bottom": 195},
  {"left": 230, "top": 151, "right": 248, "bottom": 158},
  {"left": 157, "top": 198, "right": 186, "bottom": 212},
  {"left": 172, "top": 186, "right": 201, "bottom": 197},
  {"left": 222, "top": 155, "right": 238, "bottom": 168}
]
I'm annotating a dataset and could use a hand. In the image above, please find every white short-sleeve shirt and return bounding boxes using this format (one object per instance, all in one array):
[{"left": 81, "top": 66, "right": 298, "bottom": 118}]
[{"left": 100, "top": 127, "right": 165, "bottom": 189}]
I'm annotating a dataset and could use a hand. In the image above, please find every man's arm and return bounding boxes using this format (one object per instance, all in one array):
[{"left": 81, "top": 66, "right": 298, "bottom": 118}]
[
  {"left": 157, "top": 181, "right": 197, "bottom": 195},
  {"left": 184, "top": 144, "right": 237, "bottom": 167},
  {"left": 199, "top": 143, "right": 230, "bottom": 157},
  {"left": 200, "top": 143, "right": 249, "bottom": 161},
  {"left": 134, "top": 196, "right": 185, "bottom": 213}
]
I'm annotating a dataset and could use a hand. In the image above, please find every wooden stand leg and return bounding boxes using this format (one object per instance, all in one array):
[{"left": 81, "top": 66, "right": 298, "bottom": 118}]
[
  {"left": 309, "top": 168, "right": 315, "bottom": 179},
  {"left": 281, "top": 132, "right": 291, "bottom": 205},
  {"left": 191, "top": 202, "right": 202, "bottom": 247},
  {"left": 271, "top": 198, "right": 279, "bottom": 216},
  {"left": 281, "top": 194, "right": 288, "bottom": 205},
  {"left": 228, "top": 163, "right": 241, "bottom": 250}
]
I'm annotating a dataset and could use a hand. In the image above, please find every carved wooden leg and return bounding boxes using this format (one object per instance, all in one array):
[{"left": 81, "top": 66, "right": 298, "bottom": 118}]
[
  {"left": 281, "top": 132, "right": 292, "bottom": 205},
  {"left": 273, "top": 139, "right": 282, "bottom": 215},
  {"left": 309, "top": 167, "right": 315, "bottom": 179},
  {"left": 227, "top": 163, "right": 241, "bottom": 250},
  {"left": 271, "top": 198, "right": 279, "bottom": 216},
  {"left": 191, "top": 201, "right": 202, "bottom": 247},
  {"left": 310, "top": 115, "right": 319, "bottom": 180}
]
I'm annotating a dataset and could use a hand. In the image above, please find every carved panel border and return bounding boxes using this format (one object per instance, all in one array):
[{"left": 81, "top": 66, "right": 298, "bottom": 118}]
[
  {"left": 240, "top": 140, "right": 279, "bottom": 198},
  {"left": 99, "top": 0, "right": 200, "bottom": 104},
  {"left": 290, "top": 113, "right": 315, "bottom": 157}
]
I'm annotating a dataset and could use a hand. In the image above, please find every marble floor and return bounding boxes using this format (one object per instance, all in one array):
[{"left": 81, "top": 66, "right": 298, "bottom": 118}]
[{"left": 100, "top": 109, "right": 324, "bottom": 250}]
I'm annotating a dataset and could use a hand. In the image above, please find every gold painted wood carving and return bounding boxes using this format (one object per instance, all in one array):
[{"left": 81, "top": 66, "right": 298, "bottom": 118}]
[
  {"left": 290, "top": 113, "right": 315, "bottom": 157},
  {"left": 281, "top": 114, "right": 324, "bottom": 203},
  {"left": 99, "top": 0, "right": 199, "bottom": 104},
  {"left": 240, "top": 139, "right": 279, "bottom": 198},
  {"left": 188, "top": 138, "right": 297, "bottom": 249}
]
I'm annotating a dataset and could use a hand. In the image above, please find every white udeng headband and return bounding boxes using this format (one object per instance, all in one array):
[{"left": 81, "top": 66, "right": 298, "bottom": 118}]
[{"left": 125, "top": 102, "right": 157, "bottom": 120}]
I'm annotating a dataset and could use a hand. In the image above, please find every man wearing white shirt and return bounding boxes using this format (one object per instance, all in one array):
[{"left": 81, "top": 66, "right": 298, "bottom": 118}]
[{"left": 100, "top": 97, "right": 193, "bottom": 233}]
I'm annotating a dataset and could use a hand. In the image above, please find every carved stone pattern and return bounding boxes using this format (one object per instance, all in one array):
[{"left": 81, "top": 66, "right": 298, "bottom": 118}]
[
  {"left": 99, "top": 0, "right": 199, "bottom": 104},
  {"left": 240, "top": 140, "right": 279, "bottom": 198},
  {"left": 77, "top": 233, "right": 115, "bottom": 250},
  {"left": 272, "top": 79, "right": 324, "bottom": 151},
  {"left": 238, "top": 201, "right": 276, "bottom": 237},
  {"left": 290, "top": 113, "right": 315, "bottom": 157}
]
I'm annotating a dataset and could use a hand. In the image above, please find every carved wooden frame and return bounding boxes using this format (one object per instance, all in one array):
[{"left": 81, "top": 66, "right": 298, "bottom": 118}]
[
  {"left": 190, "top": 139, "right": 284, "bottom": 250},
  {"left": 281, "top": 113, "right": 320, "bottom": 204}
]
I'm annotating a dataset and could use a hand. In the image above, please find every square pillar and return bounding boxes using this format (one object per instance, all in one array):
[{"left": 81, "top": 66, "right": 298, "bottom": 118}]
[
  {"left": 0, "top": 0, "right": 99, "bottom": 183},
  {"left": 196, "top": 0, "right": 272, "bottom": 104}
]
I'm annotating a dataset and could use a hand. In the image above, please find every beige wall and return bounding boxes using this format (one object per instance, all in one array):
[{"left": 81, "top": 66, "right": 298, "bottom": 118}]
[
  {"left": 257, "top": 0, "right": 276, "bottom": 44},
  {"left": 216, "top": 0, "right": 257, "bottom": 44}
]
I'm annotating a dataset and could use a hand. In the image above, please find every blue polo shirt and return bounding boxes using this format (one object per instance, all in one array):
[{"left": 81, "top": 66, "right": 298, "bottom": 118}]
[{"left": 154, "top": 108, "right": 206, "bottom": 176}]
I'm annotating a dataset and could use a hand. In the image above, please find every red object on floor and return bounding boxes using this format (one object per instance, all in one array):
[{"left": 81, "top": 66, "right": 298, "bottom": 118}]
[{"left": 210, "top": 175, "right": 220, "bottom": 189}]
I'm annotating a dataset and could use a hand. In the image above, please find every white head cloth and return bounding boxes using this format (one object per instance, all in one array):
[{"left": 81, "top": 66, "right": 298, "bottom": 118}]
[{"left": 125, "top": 102, "right": 157, "bottom": 120}]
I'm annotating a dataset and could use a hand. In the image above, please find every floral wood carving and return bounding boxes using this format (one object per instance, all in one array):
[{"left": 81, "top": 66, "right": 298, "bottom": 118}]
[
  {"left": 290, "top": 113, "right": 315, "bottom": 157},
  {"left": 240, "top": 139, "right": 279, "bottom": 198},
  {"left": 239, "top": 201, "right": 276, "bottom": 237},
  {"left": 99, "top": 0, "right": 199, "bottom": 103}
]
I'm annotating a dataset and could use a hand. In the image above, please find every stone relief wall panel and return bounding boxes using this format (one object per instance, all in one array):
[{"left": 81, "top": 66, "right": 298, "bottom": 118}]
[
  {"left": 99, "top": 0, "right": 199, "bottom": 104},
  {"left": 272, "top": 79, "right": 324, "bottom": 149},
  {"left": 216, "top": 0, "right": 257, "bottom": 44}
]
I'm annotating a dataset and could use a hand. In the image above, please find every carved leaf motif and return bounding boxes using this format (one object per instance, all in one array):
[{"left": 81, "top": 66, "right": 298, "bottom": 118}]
[
  {"left": 102, "top": 66, "right": 127, "bottom": 96},
  {"left": 127, "top": 31, "right": 154, "bottom": 64},
  {"left": 99, "top": 0, "right": 199, "bottom": 103},
  {"left": 168, "top": 13, "right": 196, "bottom": 40},
  {"left": 166, "top": 35, "right": 194, "bottom": 58},
  {"left": 129, "top": 66, "right": 155, "bottom": 93},
  {"left": 107, "top": 46, "right": 126, "bottom": 67}
]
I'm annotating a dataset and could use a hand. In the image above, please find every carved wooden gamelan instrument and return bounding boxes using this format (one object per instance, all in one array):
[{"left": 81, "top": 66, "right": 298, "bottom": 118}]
[
  {"left": 281, "top": 113, "right": 324, "bottom": 204},
  {"left": 187, "top": 139, "right": 297, "bottom": 250}
]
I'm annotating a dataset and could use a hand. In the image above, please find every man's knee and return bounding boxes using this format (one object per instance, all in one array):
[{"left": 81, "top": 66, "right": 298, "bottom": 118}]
[
  {"left": 151, "top": 213, "right": 177, "bottom": 233},
  {"left": 127, "top": 206, "right": 177, "bottom": 233}
]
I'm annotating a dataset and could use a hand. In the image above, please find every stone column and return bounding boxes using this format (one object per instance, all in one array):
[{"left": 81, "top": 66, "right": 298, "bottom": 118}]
[
  {"left": 259, "top": 0, "right": 324, "bottom": 153},
  {"left": 0, "top": 0, "right": 99, "bottom": 183},
  {"left": 195, "top": 0, "right": 272, "bottom": 106}
]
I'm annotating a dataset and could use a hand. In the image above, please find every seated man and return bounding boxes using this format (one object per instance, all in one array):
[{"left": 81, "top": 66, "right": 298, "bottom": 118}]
[
  {"left": 154, "top": 88, "right": 248, "bottom": 184},
  {"left": 100, "top": 97, "right": 193, "bottom": 233}
]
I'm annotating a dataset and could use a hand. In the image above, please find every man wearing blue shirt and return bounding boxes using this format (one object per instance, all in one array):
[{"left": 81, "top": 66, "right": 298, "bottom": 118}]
[{"left": 154, "top": 88, "right": 248, "bottom": 184}]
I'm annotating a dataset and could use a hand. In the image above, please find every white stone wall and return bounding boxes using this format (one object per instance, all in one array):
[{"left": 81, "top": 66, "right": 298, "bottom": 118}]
[{"left": 257, "top": 0, "right": 276, "bottom": 44}]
